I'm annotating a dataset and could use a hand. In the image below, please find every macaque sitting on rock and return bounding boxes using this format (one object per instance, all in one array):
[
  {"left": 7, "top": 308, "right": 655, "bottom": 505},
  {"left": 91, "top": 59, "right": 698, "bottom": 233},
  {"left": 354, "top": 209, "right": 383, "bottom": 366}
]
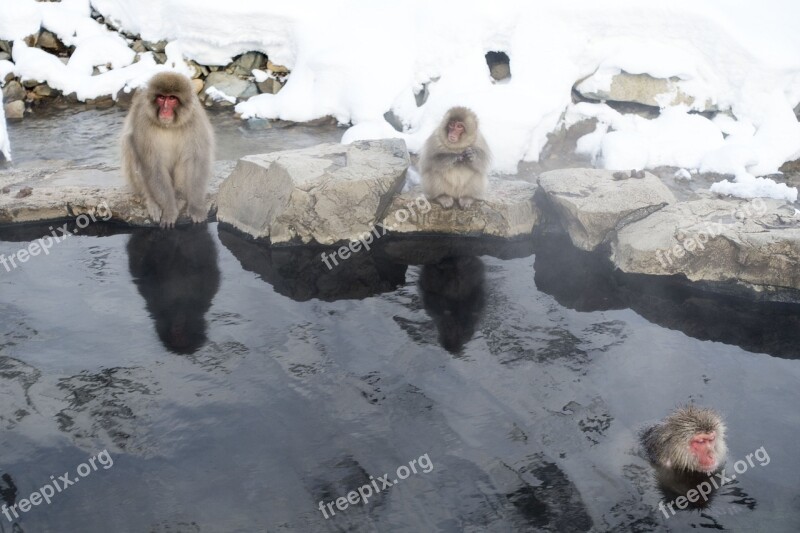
[{"left": 419, "top": 106, "right": 491, "bottom": 209}]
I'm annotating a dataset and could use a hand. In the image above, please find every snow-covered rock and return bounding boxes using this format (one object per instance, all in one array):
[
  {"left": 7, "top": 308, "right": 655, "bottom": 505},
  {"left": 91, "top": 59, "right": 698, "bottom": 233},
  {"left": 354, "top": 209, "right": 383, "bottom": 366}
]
[{"left": 575, "top": 71, "right": 716, "bottom": 111}]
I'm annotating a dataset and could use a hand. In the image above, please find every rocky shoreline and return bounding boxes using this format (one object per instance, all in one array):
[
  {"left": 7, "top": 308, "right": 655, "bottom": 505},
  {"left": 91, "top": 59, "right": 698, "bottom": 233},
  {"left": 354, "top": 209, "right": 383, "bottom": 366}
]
[{"left": 2, "top": 138, "right": 800, "bottom": 302}]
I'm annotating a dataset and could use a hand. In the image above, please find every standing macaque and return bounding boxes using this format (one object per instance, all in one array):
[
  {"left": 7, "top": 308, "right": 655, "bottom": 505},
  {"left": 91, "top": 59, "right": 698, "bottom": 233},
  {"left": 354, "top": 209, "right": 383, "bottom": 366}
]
[
  {"left": 640, "top": 405, "right": 727, "bottom": 473},
  {"left": 121, "top": 72, "right": 214, "bottom": 228},
  {"left": 419, "top": 106, "right": 491, "bottom": 209}
]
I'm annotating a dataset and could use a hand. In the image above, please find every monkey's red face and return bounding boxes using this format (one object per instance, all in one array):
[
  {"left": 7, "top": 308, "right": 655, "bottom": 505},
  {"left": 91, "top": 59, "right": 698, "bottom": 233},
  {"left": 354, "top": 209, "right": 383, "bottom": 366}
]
[
  {"left": 689, "top": 432, "right": 718, "bottom": 472},
  {"left": 156, "top": 94, "right": 179, "bottom": 123},
  {"left": 448, "top": 120, "right": 465, "bottom": 143}
]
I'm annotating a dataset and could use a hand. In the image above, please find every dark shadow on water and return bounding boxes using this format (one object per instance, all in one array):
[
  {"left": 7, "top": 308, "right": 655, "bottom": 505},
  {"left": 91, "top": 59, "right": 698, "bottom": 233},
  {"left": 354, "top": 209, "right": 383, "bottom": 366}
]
[
  {"left": 127, "top": 224, "right": 220, "bottom": 354},
  {"left": 419, "top": 256, "right": 486, "bottom": 353},
  {"left": 218, "top": 225, "right": 408, "bottom": 302},
  {"left": 533, "top": 232, "right": 800, "bottom": 359}
]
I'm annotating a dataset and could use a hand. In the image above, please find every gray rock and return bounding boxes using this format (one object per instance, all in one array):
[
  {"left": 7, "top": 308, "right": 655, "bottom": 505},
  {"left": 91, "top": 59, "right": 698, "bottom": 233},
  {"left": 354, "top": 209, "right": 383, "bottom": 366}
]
[
  {"left": 203, "top": 71, "right": 252, "bottom": 102},
  {"left": 217, "top": 139, "right": 409, "bottom": 244},
  {"left": 0, "top": 161, "right": 236, "bottom": 226},
  {"left": 0, "top": 52, "right": 9, "bottom": 61},
  {"left": 257, "top": 78, "right": 282, "bottom": 95},
  {"left": 490, "top": 63, "right": 511, "bottom": 81},
  {"left": 611, "top": 198, "right": 800, "bottom": 292},
  {"left": 538, "top": 168, "right": 676, "bottom": 251},
  {"left": 231, "top": 51, "right": 267, "bottom": 77},
  {"left": 575, "top": 71, "right": 716, "bottom": 111},
  {"left": 2, "top": 80, "right": 26, "bottom": 103},
  {"left": 381, "top": 180, "right": 539, "bottom": 239},
  {"left": 4, "top": 100, "right": 24, "bottom": 119},
  {"left": 143, "top": 40, "right": 168, "bottom": 53},
  {"left": 37, "top": 30, "right": 63, "bottom": 52}
]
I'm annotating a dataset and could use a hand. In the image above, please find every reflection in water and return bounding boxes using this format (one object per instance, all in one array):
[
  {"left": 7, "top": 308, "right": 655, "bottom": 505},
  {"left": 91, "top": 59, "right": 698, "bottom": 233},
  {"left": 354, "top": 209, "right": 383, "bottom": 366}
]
[
  {"left": 534, "top": 232, "right": 800, "bottom": 358},
  {"left": 218, "top": 226, "right": 407, "bottom": 302},
  {"left": 419, "top": 256, "right": 486, "bottom": 353},
  {"left": 127, "top": 225, "right": 220, "bottom": 354},
  {"left": 651, "top": 465, "right": 756, "bottom": 519}
]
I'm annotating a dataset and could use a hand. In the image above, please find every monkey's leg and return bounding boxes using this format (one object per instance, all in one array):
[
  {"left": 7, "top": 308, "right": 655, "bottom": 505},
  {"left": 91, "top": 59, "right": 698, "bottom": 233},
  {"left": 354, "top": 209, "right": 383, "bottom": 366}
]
[
  {"left": 175, "top": 158, "right": 209, "bottom": 224},
  {"left": 142, "top": 163, "right": 179, "bottom": 229}
]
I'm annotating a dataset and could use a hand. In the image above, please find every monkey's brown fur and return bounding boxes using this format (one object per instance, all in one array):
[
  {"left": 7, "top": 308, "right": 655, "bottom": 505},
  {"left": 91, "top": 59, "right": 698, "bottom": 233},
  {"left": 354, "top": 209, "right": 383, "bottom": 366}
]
[
  {"left": 121, "top": 72, "right": 214, "bottom": 228},
  {"left": 640, "top": 405, "right": 727, "bottom": 473},
  {"left": 419, "top": 107, "right": 491, "bottom": 209}
]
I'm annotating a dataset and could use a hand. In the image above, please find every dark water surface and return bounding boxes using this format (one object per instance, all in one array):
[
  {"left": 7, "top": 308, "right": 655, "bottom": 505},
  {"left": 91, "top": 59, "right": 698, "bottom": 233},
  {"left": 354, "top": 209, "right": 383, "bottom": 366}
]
[
  {"left": 0, "top": 221, "right": 799, "bottom": 532},
  {"left": 2, "top": 107, "right": 800, "bottom": 532}
]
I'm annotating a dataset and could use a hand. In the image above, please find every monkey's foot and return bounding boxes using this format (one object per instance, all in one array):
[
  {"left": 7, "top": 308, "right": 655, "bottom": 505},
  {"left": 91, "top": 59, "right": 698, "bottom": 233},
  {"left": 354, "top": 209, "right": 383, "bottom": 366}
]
[
  {"left": 145, "top": 201, "right": 163, "bottom": 224},
  {"left": 458, "top": 196, "right": 475, "bottom": 209},
  {"left": 159, "top": 207, "right": 179, "bottom": 229},
  {"left": 436, "top": 195, "right": 455, "bottom": 209},
  {"left": 188, "top": 205, "right": 208, "bottom": 224}
]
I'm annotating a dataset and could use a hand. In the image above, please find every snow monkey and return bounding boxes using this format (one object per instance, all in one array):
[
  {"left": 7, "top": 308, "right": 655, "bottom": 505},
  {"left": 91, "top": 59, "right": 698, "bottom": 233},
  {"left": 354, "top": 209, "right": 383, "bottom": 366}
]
[
  {"left": 121, "top": 72, "right": 214, "bottom": 228},
  {"left": 640, "top": 405, "right": 727, "bottom": 474},
  {"left": 419, "top": 106, "right": 491, "bottom": 209}
]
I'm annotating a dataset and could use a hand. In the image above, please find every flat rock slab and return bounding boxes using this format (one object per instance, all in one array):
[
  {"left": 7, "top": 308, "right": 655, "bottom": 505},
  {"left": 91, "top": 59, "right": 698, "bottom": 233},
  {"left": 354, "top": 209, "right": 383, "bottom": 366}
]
[
  {"left": 381, "top": 179, "right": 539, "bottom": 239},
  {"left": 538, "top": 168, "right": 676, "bottom": 251},
  {"left": 217, "top": 139, "right": 409, "bottom": 245},
  {"left": 575, "top": 71, "right": 716, "bottom": 111},
  {"left": 612, "top": 198, "right": 800, "bottom": 291},
  {"left": 0, "top": 160, "right": 236, "bottom": 226}
]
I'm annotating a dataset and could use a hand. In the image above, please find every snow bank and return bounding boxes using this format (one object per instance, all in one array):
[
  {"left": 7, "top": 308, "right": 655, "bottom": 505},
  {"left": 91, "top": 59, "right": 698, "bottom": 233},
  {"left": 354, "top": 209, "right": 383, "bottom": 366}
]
[{"left": 1, "top": 0, "right": 799, "bottom": 200}]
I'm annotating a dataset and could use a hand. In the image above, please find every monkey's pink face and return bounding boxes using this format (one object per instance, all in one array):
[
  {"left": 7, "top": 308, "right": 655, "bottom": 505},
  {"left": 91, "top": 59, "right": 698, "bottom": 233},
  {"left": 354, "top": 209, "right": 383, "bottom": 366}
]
[
  {"left": 690, "top": 432, "right": 718, "bottom": 472},
  {"left": 156, "top": 94, "right": 179, "bottom": 123},
  {"left": 448, "top": 120, "right": 465, "bottom": 143}
]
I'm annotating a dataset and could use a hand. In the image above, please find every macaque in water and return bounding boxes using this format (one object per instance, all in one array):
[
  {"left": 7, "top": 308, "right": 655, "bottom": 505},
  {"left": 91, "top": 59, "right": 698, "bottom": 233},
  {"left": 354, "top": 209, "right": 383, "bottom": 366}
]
[
  {"left": 641, "top": 405, "right": 727, "bottom": 474},
  {"left": 121, "top": 72, "right": 214, "bottom": 228},
  {"left": 419, "top": 106, "right": 491, "bottom": 209}
]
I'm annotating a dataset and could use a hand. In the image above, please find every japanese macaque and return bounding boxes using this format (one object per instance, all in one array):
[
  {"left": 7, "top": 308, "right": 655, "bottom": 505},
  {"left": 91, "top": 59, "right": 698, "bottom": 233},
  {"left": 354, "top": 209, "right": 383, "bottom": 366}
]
[
  {"left": 419, "top": 106, "right": 490, "bottom": 209},
  {"left": 641, "top": 405, "right": 727, "bottom": 474},
  {"left": 121, "top": 72, "right": 214, "bottom": 228}
]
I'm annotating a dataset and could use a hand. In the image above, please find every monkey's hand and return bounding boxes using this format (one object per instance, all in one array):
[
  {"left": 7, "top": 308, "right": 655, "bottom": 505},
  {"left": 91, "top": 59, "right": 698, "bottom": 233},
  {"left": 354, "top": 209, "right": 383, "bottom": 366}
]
[{"left": 457, "top": 147, "right": 476, "bottom": 164}]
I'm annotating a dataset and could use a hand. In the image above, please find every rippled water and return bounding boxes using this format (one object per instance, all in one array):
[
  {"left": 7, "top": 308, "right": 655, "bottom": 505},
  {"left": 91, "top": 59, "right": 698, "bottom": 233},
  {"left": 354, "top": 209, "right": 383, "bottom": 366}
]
[{"left": 1, "top": 108, "right": 800, "bottom": 532}]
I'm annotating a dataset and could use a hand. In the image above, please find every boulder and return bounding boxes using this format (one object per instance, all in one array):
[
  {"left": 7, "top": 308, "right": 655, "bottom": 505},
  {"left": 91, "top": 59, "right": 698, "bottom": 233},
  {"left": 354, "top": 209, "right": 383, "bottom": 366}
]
[
  {"left": 538, "top": 168, "right": 676, "bottom": 251},
  {"left": 0, "top": 161, "right": 236, "bottom": 226},
  {"left": 2, "top": 80, "right": 25, "bottom": 103},
  {"left": 381, "top": 180, "right": 539, "bottom": 239},
  {"left": 611, "top": 198, "right": 800, "bottom": 291},
  {"left": 203, "top": 72, "right": 253, "bottom": 101},
  {"left": 4, "top": 100, "right": 24, "bottom": 119},
  {"left": 575, "top": 71, "right": 716, "bottom": 112},
  {"left": 217, "top": 139, "right": 409, "bottom": 244}
]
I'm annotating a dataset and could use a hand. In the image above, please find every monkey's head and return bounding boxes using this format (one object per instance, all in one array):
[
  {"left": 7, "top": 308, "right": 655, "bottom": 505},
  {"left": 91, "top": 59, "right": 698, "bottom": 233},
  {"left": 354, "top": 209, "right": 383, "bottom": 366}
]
[
  {"left": 440, "top": 106, "right": 479, "bottom": 150},
  {"left": 659, "top": 405, "right": 727, "bottom": 473},
  {"left": 145, "top": 72, "right": 195, "bottom": 128}
]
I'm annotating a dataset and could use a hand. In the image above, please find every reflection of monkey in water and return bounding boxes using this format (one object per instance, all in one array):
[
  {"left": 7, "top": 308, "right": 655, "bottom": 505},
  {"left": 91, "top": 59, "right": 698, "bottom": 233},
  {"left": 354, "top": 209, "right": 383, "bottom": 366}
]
[
  {"left": 419, "top": 256, "right": 486, "bottom": 353},
  {"left": 127, "top": 225, "right": 220, "bottom": 354}
]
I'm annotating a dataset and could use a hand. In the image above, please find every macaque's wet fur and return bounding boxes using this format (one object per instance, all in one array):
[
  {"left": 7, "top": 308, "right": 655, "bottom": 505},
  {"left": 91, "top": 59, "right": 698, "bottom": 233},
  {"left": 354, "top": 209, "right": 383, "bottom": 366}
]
[
  {"left": 419, "top": 106, "right": 491, "bottom": 209},
  {"left": 122, "top": 72, "right": 214, "bottom": 228},
  {"left": 641, "top": 405, "right": 727, "bottom": 474}
]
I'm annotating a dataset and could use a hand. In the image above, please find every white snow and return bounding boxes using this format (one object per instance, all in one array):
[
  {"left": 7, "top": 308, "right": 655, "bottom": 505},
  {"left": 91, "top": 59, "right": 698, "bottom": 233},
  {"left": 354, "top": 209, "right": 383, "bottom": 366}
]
[
  {"left": 205, "top": 86, "right": 236, "bottom": 104},
  {"left": 0, "top": 0, "right": 798, "bottom": 200}
]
